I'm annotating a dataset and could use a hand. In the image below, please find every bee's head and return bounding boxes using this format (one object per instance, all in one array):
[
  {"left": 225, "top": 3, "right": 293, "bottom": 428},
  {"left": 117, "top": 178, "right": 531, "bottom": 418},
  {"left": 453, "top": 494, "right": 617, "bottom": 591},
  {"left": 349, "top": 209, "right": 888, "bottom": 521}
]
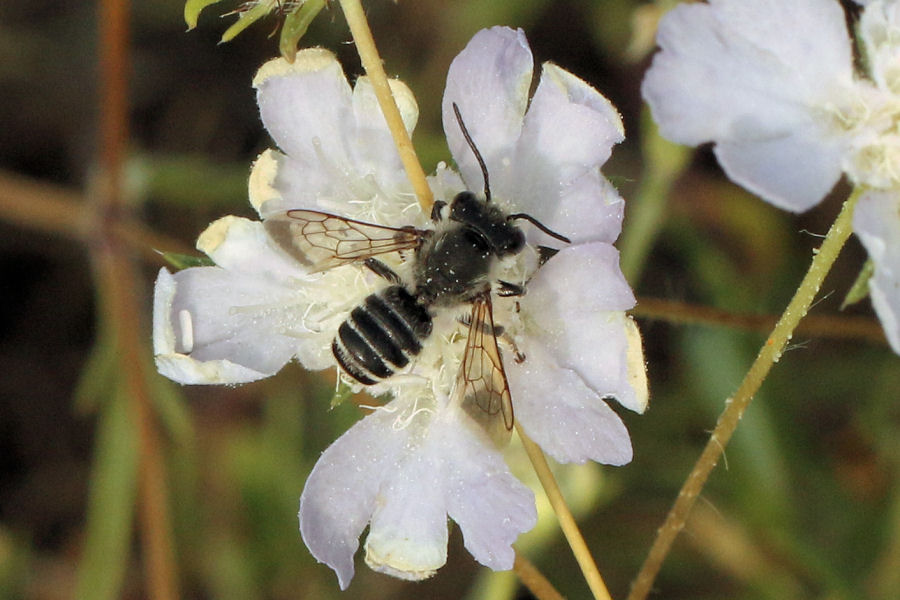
[{"left": 449, "top": 191, "right": 525, "bottom": 257}]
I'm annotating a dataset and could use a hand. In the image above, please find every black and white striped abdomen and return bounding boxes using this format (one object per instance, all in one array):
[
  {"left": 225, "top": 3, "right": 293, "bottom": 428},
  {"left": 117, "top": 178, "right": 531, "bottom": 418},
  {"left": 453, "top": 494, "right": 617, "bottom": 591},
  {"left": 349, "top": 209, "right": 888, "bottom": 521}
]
[{"left": 332, "top": 285, "right": 433, "bottom": 385}]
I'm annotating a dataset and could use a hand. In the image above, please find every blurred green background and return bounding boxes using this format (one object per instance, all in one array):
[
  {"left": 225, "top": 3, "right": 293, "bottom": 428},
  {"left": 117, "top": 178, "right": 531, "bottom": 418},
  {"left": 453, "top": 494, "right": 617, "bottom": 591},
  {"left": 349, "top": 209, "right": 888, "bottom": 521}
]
[{"left": 1, "top": 0, "right": 898, "bottom": 599}]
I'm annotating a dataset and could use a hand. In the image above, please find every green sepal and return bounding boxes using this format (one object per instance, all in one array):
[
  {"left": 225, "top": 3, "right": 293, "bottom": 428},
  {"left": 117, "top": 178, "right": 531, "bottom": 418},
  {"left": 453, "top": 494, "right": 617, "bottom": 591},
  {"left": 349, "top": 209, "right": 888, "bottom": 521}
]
[
  {"left": 841, "top": 258, "right": 875, "bottom": 309},
  {"left": 279, "top": 0, "right": 326, "bottom": 62},
  {"left": 184, "top": 0, "right": 228, "bottom": 30},
  {"left": 162, "top": 251, "right": 215, "bottom": 270},
  {"left": 221, "top": 2, "right": 271, "bottom": 43}
]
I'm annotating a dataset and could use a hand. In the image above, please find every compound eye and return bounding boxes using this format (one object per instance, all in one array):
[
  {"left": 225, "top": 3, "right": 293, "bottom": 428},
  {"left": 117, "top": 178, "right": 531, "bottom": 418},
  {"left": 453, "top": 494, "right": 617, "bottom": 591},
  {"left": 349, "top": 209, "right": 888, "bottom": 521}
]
[{"left": 501, "top": 229, "right": 526, "bottom": 256}]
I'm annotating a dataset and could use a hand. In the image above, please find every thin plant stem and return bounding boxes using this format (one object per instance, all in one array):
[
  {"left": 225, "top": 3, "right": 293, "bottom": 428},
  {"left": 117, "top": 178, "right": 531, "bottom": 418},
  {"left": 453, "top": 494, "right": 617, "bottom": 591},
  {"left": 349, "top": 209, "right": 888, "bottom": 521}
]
[
  {"left": 516, "top": 423, "right": 614, "bottom": 600},
  {"left": 627, "top": 189, "right": 862, "bottom": 600},
  {"left": 0, "top": 170, "right": 194, "bottom": 261},
  {"left": 513, "top": 551, "right": 565, "bottom": 600},
  {"left": 96, "top": 0, "right": 179, "bottom": 597},
  {"left": 338, "top": 0, "right": 434, "bottom": 213},
  {"left": 632, "top": 297, "right": 886, "bottom": 345}
]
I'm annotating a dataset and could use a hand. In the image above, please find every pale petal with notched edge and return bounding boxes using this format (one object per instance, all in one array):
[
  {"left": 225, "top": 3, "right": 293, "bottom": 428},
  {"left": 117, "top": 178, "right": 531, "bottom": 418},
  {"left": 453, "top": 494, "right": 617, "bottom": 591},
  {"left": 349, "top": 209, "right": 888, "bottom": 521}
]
[
  {"left": 442, "top": 26, "right": 533, "bottom": 194},
  {"left": 299, "top": 407, "right": 410, "bottom": 590},
  {"left": 508, "top": 341, "right": 633, "bottom": 465},
  {"left": 514, "top": 62, "right": 623, "bottom": 183},
  {"left": 364, "top": 437, "right": 447, "bottom": 581},
  {"left": 521, "top": 243, "right": 642, "bottom": 412},
  {"left": 501, "top": 62, "right": 625, "bottom": 242},
  {"left": 853, "top": 189, "right": 900, "bottom": 354},
  {"left": 255, "top": 51, "right": 353, "bottom": 167},
  {"left": 642, "top": 0, "right": 854, "bottom": 211},
  {"left": 440, "top": 414, "right": 536, "bottom": 570}
]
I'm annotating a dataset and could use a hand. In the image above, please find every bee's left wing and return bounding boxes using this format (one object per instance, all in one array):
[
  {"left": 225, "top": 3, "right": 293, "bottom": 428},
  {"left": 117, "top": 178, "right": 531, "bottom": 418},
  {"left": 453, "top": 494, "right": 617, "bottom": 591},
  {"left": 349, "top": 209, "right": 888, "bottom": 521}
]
[
  {"left": 264, "top": 209, "right": 426, "bottom": 273},
  {"left": 456, "top": 293, "right": 514, "bottom": 447}
]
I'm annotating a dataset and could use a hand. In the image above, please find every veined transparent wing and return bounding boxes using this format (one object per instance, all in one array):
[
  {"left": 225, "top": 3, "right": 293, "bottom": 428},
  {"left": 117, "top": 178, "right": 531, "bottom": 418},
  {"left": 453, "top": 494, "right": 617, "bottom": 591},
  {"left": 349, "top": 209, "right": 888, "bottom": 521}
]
[
  {"left": 456, "top": 293, "right": 514, "bottom": 446},
  {"left": 264, "top": 209, "right": 425, "bottom": 272}
]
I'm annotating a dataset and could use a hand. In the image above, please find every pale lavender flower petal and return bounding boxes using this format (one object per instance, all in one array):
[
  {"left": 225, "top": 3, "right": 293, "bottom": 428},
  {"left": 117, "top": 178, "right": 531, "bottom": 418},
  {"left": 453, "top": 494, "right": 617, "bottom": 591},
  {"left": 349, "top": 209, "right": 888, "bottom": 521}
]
[
  {"left": 254, "top": 50, "right": 353, "bottom": 169},
  {"left": 300, "top": 397, "right": 536, "bottom": 588},
  {"left": 251, "top": 52, "right": 420, "bottom": 223},
  {"left": 441, "top": 416, "right": 536, "bottom": 569},
  {"left": 853, "top": 190, "right": 900, "bottom": 354},
  {"left": 505, "top": 64, "right": 625, "bottom": 243},
  {"left": 508, "top": 340, "right": 633, "bottom": 466},
  {"left": 505, "top": 242, "right": 639, "bottom": 464},
  {"left": 299, "top": 408, "right": 409, "bottom": 590},
  {"left": 442, "top": 27, "right": 533, "bottom": 193},
  {"left": 642, "top": 0, "right": 856, "bottom": 211},
  {"left": 713, "top": 127, "right": 847, "bottom": 212},
  {"left": 152, "top": 217, "right": 325, "bottom": 384}
]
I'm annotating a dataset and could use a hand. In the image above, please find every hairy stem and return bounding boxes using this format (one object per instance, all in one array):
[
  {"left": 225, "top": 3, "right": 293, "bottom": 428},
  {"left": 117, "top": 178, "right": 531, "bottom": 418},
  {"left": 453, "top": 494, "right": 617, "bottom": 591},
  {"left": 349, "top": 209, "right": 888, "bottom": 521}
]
[
  {"left": 517, "top": 424, "right": 614, "bottom": 600},
  {"left": 627, "top": 189, "right": 861, "bottom": 600},
  {"left": 338, "top": 0, "right": 433, "bottom": 213}
]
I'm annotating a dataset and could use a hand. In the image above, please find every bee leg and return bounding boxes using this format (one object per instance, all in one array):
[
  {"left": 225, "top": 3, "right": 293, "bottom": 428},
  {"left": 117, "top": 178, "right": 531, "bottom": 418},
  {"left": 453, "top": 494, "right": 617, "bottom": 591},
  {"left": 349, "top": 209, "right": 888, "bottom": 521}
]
[
  {"left": 364, "top": 258, "right": 402, "bottom": 284},
  {"left": 536, "top": 245, "right": 560, "bottom": 268},
  {"left": 456, "top": 315, "right": 525, "bottom": 362},
  {"left": 430, "top": 200, "right": 447, "bottom": 223},
  {"left": 496, "top": 280, "right": 525, "bottom": 297}
]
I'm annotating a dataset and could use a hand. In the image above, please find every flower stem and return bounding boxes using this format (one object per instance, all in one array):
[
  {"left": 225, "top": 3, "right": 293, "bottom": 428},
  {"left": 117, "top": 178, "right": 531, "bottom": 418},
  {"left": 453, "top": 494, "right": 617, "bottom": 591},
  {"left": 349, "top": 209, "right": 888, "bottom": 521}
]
[
  {"left": 338, "top": 0, "right": 434, "bottom": 213},
  {"left": 627, "top": 189, "right": 862, "bottom": 600},
  {"left": 95, "top": 0, "right": 179, "bottom": 597},
  {"left": 513, "top": 551, "right": 565, "bottom": 600},
  {"left": 631, "top": 297, "right": 886, "bottom": 344},
  {"left": 516, "top": 423, "right": 614, "bottom": 600}
]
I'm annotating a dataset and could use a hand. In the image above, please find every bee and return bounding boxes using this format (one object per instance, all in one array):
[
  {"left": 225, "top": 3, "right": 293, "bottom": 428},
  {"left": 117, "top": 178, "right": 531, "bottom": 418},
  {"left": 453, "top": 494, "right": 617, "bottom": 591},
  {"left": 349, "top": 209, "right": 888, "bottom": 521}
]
[{"left": 264, "top": 103, "right": 570, "bottom": 442}]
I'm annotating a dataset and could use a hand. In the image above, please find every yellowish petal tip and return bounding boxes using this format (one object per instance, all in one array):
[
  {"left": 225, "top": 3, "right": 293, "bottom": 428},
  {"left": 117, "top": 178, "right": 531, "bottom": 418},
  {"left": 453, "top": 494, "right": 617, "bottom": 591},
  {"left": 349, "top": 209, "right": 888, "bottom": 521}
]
[{"left": 252, "top": 47, "right": 339, "bottom": 88}]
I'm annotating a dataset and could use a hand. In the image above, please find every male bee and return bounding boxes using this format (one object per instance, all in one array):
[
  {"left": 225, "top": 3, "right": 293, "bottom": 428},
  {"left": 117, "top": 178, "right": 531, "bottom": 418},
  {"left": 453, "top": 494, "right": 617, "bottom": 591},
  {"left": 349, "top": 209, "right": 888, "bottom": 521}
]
[{"left": 264, "top": 103, "right": 569, "bottom": 440}]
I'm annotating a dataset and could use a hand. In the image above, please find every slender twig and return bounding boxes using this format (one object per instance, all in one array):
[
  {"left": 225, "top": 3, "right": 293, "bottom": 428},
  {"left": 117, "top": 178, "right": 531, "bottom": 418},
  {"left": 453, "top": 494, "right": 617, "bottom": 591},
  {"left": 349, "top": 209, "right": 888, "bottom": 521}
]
[
  {"left": 0, "top": 170, "right": 194, "bottom": 261},
  {"left": 627, "top": 189, "right": 861, "bottom": 600},
  {"left": 632, "top": 297, "right": 886, "bottom": 345},
  {"left": 516, "top": 424, "right": 614, "bottom": 600},
  {"left": 514, "top": 551, "right": 566, "bottom": 600},
  {"left": 96, "top": 0, "right": 179, "bottom": 598},
  {"left": 338, "top": 0, "right": 433, "bottom": 213}
]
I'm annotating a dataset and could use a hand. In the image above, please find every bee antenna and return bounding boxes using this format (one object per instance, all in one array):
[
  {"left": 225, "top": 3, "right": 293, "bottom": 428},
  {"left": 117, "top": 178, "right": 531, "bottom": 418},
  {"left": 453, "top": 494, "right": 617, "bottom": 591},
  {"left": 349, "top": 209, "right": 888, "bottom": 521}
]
[
  {"left": 507, "top": 213, "right": 572, "bottom": 244},
  {"left": 452, "top": 102, "right": 491, "bottom": 202}
]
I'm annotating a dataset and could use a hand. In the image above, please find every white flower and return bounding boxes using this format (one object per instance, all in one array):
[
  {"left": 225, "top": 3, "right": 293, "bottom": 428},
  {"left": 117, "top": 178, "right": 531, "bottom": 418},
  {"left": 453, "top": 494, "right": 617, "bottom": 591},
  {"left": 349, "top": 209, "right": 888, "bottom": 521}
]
[
  {"left": 154, "top": 26, "right": 647, "bottom": 588},
  {"left": 642, "top": 0, "right": 900, "bottom": 354}
]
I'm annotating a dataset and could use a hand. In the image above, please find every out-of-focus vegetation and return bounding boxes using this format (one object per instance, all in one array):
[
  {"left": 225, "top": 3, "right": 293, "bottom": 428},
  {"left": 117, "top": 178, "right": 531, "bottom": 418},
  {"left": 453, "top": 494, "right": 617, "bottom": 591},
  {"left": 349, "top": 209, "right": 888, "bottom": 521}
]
[{"left": 0, "top": 1, "right": 896, "bottom": 599}]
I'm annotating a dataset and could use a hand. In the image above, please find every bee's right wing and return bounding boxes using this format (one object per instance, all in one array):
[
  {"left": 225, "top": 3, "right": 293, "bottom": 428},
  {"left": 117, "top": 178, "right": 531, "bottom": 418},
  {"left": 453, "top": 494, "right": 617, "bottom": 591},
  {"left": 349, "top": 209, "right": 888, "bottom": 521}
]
[
  {"left": 264, "top": 209, "right": 426, "bottom": 272},
  {"left": 455, "top": 293, "right": 514, "bottom": 448}
]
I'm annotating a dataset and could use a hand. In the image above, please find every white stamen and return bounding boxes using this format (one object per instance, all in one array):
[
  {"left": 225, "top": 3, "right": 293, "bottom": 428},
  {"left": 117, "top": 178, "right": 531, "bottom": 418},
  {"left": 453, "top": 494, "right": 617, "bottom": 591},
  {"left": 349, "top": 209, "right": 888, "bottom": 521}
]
[{"left": 178, "top": 309, "right": 194, "bottom": 353}]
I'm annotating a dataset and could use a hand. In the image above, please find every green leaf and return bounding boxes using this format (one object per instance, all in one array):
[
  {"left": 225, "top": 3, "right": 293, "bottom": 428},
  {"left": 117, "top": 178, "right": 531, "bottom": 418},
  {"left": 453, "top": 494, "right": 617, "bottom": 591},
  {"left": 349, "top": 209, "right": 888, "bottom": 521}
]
[
  {"left": 221, "top": 2, "right": 271, "bottom": 43},
  {"left": 75, "top": 390, "right": 139, "bottom": 600},
  {"left": 73, "top": 331, "right": 117, "bottom": 414},
  {"left": 279, "top": 0, "right": 327, "bottom": 62},
  {"left": 184, "top": 0, "right": 228, "bottom": 30},
  {"left": 162, "top": 251, "right": 215, "bottom": 270},
  {"left": 841, "top": 258, "right": 874, "bottom": 309}
]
